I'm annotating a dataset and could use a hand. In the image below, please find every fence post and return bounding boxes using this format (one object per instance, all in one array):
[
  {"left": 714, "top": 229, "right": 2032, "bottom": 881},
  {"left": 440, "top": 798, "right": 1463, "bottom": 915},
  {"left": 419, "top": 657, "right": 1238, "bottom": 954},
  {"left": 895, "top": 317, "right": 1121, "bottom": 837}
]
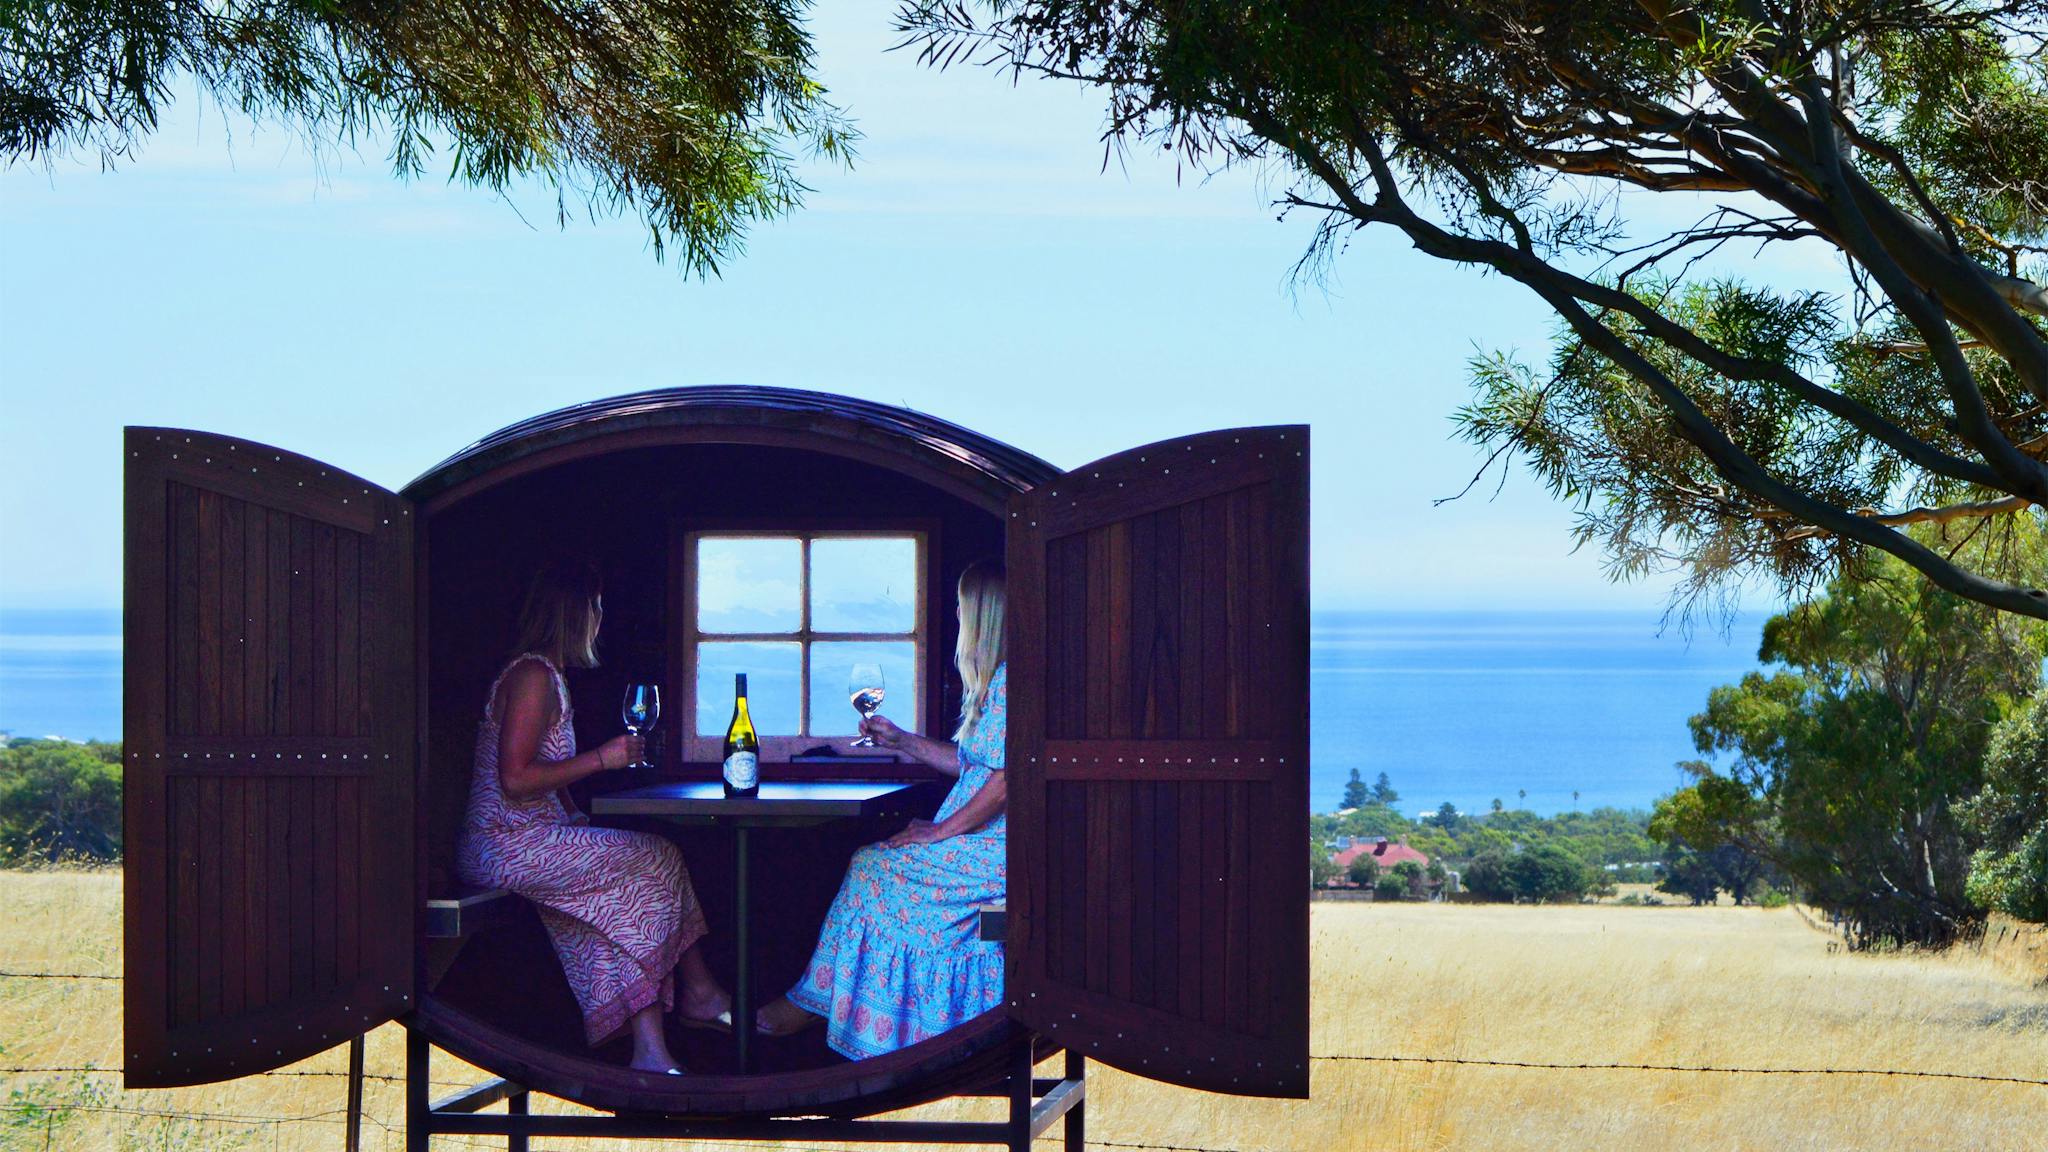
[{"left": 345, "top": 1032, "right": 365, "bottom": 1152}]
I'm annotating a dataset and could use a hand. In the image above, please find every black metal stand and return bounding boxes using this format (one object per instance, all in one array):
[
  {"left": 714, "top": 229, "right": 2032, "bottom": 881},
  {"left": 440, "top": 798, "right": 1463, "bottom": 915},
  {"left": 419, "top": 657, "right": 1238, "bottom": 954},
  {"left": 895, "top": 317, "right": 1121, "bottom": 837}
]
[
  {"left": 733, "top": 823, "right": 751, "bottom": 1073},
  {"left": 345, "top": 1034, "right": 365, "bottom": 1152},
  {"left": 401, "top": 1028, "right": 1085, "bottom": 1151}
]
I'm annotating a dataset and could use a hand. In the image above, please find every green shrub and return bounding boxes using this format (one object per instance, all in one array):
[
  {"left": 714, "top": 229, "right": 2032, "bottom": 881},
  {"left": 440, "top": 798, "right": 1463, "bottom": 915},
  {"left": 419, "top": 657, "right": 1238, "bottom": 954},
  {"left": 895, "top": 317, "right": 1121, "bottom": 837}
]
[
  {"left": 1309, "top": 841, "right": 1338, "bottom": 889},
  {"left": 1962, "top": 697, "right": 2048, "bottom": 923},
  {"left": 1347, "top": 855, "right": 1381, "bottom": 888},
  {"left": 1462, "top": 843, "right": 1594, "bottom": 903},
  {"left": 0, "top": 740, "right": 122, "bottom": 864}
]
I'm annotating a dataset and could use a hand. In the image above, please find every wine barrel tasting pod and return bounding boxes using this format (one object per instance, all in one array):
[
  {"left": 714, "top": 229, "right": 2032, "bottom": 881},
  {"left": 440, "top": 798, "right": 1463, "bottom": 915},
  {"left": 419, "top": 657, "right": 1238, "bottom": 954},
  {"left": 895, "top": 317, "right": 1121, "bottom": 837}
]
[{"left": 120, "top": 387, "right": 1310, "bottom": 1140}]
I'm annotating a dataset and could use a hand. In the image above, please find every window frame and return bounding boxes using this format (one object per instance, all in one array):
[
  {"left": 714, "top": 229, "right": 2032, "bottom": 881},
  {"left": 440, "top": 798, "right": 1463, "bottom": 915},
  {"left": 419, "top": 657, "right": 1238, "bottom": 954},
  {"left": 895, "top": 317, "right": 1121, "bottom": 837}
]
[{"left": 670, "top": 521, "right": 935, "bottom": 765}]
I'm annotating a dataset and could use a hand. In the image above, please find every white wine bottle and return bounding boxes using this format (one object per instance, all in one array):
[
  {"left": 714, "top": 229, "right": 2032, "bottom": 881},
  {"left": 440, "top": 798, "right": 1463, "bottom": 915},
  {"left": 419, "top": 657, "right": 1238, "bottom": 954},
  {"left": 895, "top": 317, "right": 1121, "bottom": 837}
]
[{"left": 723, "top": 673, "right": 759, "bottom": 797}]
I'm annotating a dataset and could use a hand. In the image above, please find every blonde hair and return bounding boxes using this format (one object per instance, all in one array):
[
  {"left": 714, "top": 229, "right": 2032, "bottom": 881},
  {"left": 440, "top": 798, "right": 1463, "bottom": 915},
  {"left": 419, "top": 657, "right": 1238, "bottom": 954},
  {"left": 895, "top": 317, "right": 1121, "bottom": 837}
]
[
  {"left": 953, "top": 559, "right": 1006, "bottom": 741},
  {"left": 513, "top": 557, "right": 604, "bottom": 670}
]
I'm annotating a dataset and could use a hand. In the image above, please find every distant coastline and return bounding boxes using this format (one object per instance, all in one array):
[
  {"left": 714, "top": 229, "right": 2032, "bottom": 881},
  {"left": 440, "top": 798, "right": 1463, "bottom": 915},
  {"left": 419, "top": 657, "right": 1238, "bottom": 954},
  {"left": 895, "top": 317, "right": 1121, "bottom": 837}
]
[{"left": 0, "top": 606, "right": 1770, "bottom": 816}]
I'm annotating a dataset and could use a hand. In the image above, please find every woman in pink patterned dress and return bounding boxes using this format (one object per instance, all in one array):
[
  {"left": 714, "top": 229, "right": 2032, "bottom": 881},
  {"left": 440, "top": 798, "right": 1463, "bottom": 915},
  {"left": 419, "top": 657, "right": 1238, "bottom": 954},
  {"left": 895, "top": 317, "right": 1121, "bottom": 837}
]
[
  {"left": 457, "top": 558, "right": 730, "bottom": 1075},
  {"left": 755, "top": 560, "right": 1008, "bottom": 1058}
]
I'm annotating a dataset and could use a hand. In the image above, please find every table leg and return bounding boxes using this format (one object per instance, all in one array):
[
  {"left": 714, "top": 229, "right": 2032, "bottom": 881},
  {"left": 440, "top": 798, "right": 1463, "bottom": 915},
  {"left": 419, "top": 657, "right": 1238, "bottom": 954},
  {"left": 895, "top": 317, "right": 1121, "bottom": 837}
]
[{"left": 734, "top": 823, "right": 751, "bottom": 1074}]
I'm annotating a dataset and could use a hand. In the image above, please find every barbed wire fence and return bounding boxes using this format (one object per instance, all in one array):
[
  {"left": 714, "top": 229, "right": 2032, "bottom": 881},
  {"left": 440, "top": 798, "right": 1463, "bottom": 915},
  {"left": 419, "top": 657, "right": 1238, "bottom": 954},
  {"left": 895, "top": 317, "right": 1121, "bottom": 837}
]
[{"left": 7, "top": 968, "right": 2046, "bottom": 1152}]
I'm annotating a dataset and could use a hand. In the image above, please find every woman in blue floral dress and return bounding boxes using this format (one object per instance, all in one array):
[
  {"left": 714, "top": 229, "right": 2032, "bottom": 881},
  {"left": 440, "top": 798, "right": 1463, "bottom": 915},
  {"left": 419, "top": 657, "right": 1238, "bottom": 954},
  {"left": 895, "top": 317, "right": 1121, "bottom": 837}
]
[{"left": 756, "top": 560, "right": 1008, "bottom": 1059}]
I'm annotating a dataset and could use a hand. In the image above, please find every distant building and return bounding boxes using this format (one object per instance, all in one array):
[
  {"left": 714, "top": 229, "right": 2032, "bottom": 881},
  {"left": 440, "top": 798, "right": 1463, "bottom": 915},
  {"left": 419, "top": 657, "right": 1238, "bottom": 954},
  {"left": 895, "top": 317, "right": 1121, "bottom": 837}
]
[
  {"left": 1331, "top": 837, "right": 1431, "bottom": 875},
  {"left": 1324, "top": 837, "right": 1447, "bottom": 899}
]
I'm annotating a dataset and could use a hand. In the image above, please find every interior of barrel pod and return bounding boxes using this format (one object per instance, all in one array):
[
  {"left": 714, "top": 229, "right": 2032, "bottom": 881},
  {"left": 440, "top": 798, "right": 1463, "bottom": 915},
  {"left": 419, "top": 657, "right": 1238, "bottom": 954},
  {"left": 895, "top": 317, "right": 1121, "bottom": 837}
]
[{"left": 420, "top": 442, "right": 1004, "bottom": 1074}]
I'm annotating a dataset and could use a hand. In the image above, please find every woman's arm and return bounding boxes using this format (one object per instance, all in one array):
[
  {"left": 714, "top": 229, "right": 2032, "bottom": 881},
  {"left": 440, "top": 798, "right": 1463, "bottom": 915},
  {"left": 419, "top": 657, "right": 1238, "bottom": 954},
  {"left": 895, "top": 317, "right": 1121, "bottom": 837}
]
[
  {"left": 494, "top": 662, "right": 639, "bottom": 801},
  {"left": 882, "top": 771, "right": 1007, "bottom": 847},
  {"left": 858, "top": 714, "right": 961, "bottom": 777}
]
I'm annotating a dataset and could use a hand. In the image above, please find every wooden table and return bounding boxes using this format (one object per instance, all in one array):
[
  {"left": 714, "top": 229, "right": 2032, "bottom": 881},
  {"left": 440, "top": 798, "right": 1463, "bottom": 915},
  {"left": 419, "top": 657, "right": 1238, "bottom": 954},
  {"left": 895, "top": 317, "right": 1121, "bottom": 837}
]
[{"left": 589, "top": 780, "right": 924, "bottom": 1072}]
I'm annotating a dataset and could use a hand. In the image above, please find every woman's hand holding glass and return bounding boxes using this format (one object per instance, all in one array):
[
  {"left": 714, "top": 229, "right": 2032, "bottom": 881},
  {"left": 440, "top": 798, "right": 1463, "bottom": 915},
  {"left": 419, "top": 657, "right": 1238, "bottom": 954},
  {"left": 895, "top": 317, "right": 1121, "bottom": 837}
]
[
  {"left": 858, "top": 713, "right": 904, "bottom": 748},
  {"left": 595, "top": 733, "right": 645, "bottom": 771},
  {"left": 859, "top": 713, "right": 967, "bottom": 778}
]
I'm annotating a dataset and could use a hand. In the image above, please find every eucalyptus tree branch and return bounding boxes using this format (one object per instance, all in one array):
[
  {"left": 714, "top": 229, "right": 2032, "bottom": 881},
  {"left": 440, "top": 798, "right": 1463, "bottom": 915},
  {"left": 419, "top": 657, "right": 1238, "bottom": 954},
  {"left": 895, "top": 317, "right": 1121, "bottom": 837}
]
[
  {"left": 1603, "top": 208, "right": 1823, "bottom": 286},
  {"left": 1636, "top": 20, "right": 2048, "bottom": 378},
  {"left": 1273, "top": 125, "right": 2048, "bottom": 613},
  {"left": 1406, "top": 126, "right": 1537, "bottom": 252},
  {"left": 1828, "top": 107, "right": 1964, "bottom": 255},
  {"left": 1634, "top": 2, "right": 2048, "bottom": 402},
  {"left": 1786, "top": 72, "right": 2048, "bottom": 499},
  {"left": 1304, "top": 69, "right": 2038, "bottom": 510},
  {"left": 1781, "top": 494, "right": 2037, "bottom": 540},
  {"left": 1278, "top": 142, "right": 2002, "bottom": 497},
  {"left": 1867, "top": 338, "right": 1989, "bottom": 356},
  {"left": 1973, "top": 258, "right": 2048, "bottom": 318},
  {"left": 1531, "top": 147, "right": 1751, "bottom": 190},
  {"left": 1523, "top": 277, "right": 2048, "bottom": 617}
]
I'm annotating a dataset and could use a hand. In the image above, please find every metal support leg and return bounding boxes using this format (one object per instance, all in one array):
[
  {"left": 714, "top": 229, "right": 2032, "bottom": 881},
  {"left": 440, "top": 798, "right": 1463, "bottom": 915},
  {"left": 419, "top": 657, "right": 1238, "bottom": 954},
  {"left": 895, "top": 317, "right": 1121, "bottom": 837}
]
[
  {"left": 1065, "top": 1051, "right": 1086, "bottom": 1151},
  {"left": 1006, "top": 1039, "right": 1035, "bottom": 1152},
  {"left": 734, "top": 823, "right": 752, "bottom": 1074},
  {"left": 345, "top": 1033, "right": 365, "bottom": 1152},
  {"left": 406, "top": 1028, "right": 430, "bottom": 1152},
  {"left": 506, "top": 1090, "right": 529, "bottom": 1152}
]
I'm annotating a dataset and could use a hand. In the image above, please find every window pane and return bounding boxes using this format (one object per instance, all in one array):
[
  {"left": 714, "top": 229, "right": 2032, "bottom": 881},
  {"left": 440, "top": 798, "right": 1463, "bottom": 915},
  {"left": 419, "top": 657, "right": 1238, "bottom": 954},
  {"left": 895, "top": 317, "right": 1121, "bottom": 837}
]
[
  {"left": 698, "top": 537, "right": 801, "bottom": 633},
  {"left": 809, "top": 641, "right": 919, "bottom": 737},
  {"left": 811, "top": 537, "right": 917, "bottom": 633},
  {"left": 697, "top": 642, "right": 801, "bottom": 736}
]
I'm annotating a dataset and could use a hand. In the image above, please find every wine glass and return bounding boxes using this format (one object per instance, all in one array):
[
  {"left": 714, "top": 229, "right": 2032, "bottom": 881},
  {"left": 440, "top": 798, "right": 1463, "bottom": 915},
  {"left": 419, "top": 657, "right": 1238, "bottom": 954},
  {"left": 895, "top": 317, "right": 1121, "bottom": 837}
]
[
  {"left": 621, "top": 683, "right": 659, "bottom": 769},
  {"left": 847, "top": 663, "right": 885, "bottom": 748}
]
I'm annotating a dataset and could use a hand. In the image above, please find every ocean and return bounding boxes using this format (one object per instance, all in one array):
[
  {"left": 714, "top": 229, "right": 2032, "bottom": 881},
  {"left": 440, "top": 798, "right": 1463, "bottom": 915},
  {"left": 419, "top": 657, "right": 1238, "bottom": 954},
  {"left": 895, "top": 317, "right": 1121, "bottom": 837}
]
[
  {"left": 0, "top": 607, "right": 1769, "bottom": 817},
  {"left": 0, "top": 609, "right": 124, "bottom": 747},
  {"left": 1309, "top": 610, "right": 1765, "bottom": 816}
]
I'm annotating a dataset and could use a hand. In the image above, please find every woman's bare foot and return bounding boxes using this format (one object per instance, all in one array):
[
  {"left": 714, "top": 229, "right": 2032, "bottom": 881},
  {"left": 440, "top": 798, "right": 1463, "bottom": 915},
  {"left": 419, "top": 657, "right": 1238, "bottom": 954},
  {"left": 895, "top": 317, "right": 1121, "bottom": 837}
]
[
  {"left": 671, "top": 940, "right": 733, "bottom": 1030},
  {"left": 627, "top": 1002, "right": 682, "bottom": 1072},
  {"left": 755, "top": 995, "right": 822, "bottom": 1037}
]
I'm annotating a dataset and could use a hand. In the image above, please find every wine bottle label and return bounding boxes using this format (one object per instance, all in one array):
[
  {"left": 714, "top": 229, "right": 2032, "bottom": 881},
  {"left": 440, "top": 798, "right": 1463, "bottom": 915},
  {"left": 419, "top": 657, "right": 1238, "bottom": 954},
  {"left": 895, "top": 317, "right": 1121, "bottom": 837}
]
[{"left": 724, "top": 751, "right": 758, "bottom": 789}]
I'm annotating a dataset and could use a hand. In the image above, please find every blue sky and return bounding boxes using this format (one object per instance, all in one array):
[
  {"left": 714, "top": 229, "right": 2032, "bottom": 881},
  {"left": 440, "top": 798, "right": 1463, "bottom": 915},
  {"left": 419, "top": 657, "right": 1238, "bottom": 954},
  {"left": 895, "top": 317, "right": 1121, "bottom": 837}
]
[{"left": 0, "top": 8, "right": 1812, "bottom": 619}]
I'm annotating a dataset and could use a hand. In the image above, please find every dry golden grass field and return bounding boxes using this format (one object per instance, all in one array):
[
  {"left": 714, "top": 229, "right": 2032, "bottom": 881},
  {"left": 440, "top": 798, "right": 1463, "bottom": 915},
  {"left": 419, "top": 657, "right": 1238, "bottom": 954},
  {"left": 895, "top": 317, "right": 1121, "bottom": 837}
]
[{"left": 4, "top": 869, "right": 2047, "bottom": 1151}]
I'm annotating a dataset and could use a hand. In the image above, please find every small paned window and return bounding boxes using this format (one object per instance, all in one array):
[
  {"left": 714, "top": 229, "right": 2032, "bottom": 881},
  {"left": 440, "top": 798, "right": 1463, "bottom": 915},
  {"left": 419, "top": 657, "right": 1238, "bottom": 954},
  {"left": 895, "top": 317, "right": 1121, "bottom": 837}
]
[{"left": 684, "top": 533, "right": 925, "bottom": 758}]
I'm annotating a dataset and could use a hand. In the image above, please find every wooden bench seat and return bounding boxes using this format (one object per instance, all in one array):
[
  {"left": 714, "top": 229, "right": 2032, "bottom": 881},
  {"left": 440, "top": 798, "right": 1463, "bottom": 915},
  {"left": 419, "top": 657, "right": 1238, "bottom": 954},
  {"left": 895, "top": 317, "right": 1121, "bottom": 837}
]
[{"left": 426, "top": 886, "right": 521, "bottom": 939}]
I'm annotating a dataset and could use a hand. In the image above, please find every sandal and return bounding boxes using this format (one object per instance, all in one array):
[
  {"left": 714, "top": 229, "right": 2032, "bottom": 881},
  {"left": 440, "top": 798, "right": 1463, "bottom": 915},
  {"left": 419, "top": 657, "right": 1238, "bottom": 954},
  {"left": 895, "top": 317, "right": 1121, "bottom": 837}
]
[
  {"left": 755, "top": 996, "right": 823, "bottom": 1038},
  {"left": 675, "top": 1008, "right": 733, "bottom": 1034}
]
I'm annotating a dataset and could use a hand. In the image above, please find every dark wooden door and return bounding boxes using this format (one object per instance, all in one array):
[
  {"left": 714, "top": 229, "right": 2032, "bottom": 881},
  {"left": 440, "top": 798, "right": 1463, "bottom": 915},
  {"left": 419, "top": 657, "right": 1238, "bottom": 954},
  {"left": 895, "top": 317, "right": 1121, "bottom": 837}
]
[
  {"left": 123, "top": 428, "right": 416, "bottom": 1087},
  {"left": 1005, "top": 426, "right": 1310, "bottom": 1097}
]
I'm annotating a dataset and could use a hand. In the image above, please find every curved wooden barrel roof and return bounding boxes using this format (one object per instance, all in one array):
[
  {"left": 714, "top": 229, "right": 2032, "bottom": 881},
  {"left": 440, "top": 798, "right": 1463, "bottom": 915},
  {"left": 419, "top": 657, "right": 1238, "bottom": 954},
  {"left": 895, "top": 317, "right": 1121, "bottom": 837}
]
[{"left": 401, "top": 386, "right": 1061, "bottom": 512}]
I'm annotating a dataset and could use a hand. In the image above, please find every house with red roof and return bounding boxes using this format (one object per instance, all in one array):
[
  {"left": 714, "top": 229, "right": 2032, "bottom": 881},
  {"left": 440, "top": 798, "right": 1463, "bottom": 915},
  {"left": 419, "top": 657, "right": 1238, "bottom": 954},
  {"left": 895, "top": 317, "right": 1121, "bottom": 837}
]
[
  {"left": 1331, "top": 837, "right": 1431, "bottom": 874},
  {"left": 1323, "top": 836, "right": 1443, "bottom": 898}
]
